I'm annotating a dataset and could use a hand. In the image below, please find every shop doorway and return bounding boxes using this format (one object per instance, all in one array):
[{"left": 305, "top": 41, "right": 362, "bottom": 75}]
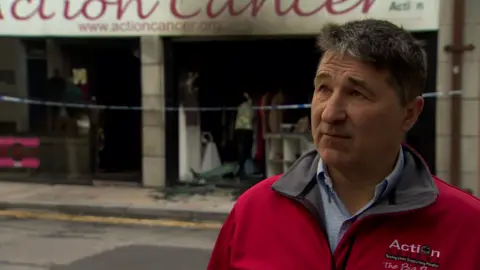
[
  {"left": 171, "top": 37, "right": 320, "bottom": 181},
  {"left": 61, "top": 38, "right": 142, "bottom": 182},
  {"left": 26, "top": 59, "right": 47, "bottom": 133},
  {"left": 23, "top": 39, "right": 48, "bottom": 134}
]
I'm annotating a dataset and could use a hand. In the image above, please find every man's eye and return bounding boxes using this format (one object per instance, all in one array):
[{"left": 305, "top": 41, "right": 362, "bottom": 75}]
[
  {"left": 317, "top": 85, "right": 329, "bottom": 92},
  {"left": 351, "top": 90, "right": 364, "bottom": 97}
]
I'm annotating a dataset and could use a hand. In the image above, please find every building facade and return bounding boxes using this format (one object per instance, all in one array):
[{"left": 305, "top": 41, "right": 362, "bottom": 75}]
[{"left": 2, "top": 0, "right": 468, "bottom": 190}]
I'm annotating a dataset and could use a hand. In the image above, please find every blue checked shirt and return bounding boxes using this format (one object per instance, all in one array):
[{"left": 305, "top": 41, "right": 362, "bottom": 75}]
[{"left": 317, "top": 149, "right": 404, "bottom": 251}]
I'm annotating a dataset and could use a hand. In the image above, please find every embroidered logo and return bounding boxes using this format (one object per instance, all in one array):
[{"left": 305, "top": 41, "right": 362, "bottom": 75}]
[{"left": 385, "top": 239, "right": 440, "bottom": 268}]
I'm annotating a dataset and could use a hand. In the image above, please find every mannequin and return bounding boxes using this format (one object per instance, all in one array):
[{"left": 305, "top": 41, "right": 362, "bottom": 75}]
[
  {"left": 73, "top": 68, "right": 89, "bottom": 101},
  {"left": 235, "top": 92, "right": 254, "bottom": 177},
  {"left": 260, "top": 92, "right": 272, "bottom": 133},
  {"left": 178, "top": 71, "right": 202, "bottom": 181},
  {"left": 179, "top": 71, "right": 200, "bottom": 125}
]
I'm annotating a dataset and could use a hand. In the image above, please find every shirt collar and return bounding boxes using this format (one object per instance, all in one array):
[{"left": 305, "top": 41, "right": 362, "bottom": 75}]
[{"left": 317, "top": 147, "right": 405, "bottom": 198}]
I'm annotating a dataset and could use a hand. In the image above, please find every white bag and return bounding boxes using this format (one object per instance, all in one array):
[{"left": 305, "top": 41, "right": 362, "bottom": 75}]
[{"left": 200, "top": 132, "right": 221, "bottom": 172}]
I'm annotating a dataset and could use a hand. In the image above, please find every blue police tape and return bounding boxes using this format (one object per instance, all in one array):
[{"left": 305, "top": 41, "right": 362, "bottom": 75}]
[{"left": 0, "top": 90, "right": 463, "bottom": 112}]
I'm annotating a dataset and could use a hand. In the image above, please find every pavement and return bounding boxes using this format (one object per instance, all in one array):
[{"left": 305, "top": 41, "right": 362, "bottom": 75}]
[
  {"left": 0, "top": 215, "right": 218, "bottom": 270},
  {"left": 0, "top": 182, "right": 234, "bottom": 224}
]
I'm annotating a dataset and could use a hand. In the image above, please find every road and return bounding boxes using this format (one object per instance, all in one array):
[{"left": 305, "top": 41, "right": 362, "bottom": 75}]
[{"left": 0, "top": 213, "right": 219, "bottom": 270}]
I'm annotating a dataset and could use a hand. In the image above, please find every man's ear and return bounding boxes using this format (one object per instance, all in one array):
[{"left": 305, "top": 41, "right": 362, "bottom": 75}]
[{"left": 401, "top": 96, "right": 424, "bottom": 132}]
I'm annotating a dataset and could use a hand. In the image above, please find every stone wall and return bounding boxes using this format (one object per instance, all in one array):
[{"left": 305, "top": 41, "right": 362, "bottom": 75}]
[{"left": 436, "top": 0, "right": 480, "bottom": 193}]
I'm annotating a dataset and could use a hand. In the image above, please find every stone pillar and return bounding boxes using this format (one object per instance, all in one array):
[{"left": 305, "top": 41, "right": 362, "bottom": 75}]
[
  {"left": 12, "top": 39, "right": 28, "bottom": 132},
  {"left": 436, "top": 0, "right": 480, "bottom": 194},
  {"left": 141, "top": 36, "right": 166, "bottom": 188},
  {"left": 0, "top": 39, "right": 28, "bottom": 132}
]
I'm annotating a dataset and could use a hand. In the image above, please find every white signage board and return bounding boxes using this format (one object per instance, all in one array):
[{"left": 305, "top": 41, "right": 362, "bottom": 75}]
[{"left": 0, "top": 0, "right": 440, "bottom": 36}]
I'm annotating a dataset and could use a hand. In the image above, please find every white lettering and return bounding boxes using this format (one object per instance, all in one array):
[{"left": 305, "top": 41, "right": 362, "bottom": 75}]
[
  {"left": 398, "top": 263, "right": 428, "bottom": 270},
  {"left": 388, "top": 239, "right": 441, "bottom": 259},
  {"left": 389, "top": 239, "right": 401, "bottom": 249},
  {"left": 383, "top": 262, "right": 399, "bottom": 269}
]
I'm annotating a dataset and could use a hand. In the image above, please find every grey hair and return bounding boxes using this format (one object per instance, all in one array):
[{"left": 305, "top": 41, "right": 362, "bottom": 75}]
[{"left": 316, "top": 19, "right": 427, "bottom": 105}]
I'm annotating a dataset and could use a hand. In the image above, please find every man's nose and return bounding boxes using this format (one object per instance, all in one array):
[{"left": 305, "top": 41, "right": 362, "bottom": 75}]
[{"left": 321, "top": 93, "right": 347, "bottom": 124}]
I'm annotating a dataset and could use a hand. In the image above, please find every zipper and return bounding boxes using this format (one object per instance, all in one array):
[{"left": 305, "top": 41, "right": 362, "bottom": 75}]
[
  {"left": 333, "top": 211, "right": 399, "bottom": 269},
  {"left": 272, "top": 188, "right": 337, "bottom": 269},
  {"left": 334, "top": 211, "right": 419, "bottom": 269},
  {"left": 299, "top": 197, "right": 337, "bottom": 270},
  {"left": 279, "top": 190, "right": 367, "bottom": 270},
  {"left": 335, "top": 221, "right": 360, "bottom": 270}
]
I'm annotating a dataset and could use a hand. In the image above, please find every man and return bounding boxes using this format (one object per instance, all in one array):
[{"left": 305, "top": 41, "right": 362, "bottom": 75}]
[
  {"left": 208, "top": 19, "right": 480, "bottom": 270},
  {"left": 235, "top": 92, "right": 254, "bottom": 178},
  {"left": 45, "top": 68, "right": 66, "bottom": 131},
  {"left": 62, "top": 76, "right": 84, "bottom": 134}
]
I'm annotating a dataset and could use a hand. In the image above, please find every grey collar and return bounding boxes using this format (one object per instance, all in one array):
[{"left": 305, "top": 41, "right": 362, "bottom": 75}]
[{"left": 271, "top": 146, "right": 438, "bottom": 216}]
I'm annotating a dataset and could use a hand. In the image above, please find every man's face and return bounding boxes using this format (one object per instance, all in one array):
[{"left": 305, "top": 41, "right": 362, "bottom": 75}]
[{"left": 311, "top": 52, "right": 423, "bottom": 168}]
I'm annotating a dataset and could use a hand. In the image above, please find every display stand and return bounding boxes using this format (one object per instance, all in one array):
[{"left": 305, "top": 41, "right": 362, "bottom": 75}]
[{"left": 264, "top": 133, "right": 315, "bottom": 177}]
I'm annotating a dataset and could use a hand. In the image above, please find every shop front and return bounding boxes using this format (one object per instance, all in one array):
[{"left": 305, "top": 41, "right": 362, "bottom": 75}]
[
  {"left": 165, "top": 0, "right": 440, "bottom": 183},
  {"left": 0, "top": 0, "right": 439, "bottom": 187}
]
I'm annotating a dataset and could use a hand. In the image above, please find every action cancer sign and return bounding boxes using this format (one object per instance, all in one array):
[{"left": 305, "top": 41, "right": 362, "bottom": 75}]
[{"left": 0, "top": 0, "right": 439, "bottom": 36}]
